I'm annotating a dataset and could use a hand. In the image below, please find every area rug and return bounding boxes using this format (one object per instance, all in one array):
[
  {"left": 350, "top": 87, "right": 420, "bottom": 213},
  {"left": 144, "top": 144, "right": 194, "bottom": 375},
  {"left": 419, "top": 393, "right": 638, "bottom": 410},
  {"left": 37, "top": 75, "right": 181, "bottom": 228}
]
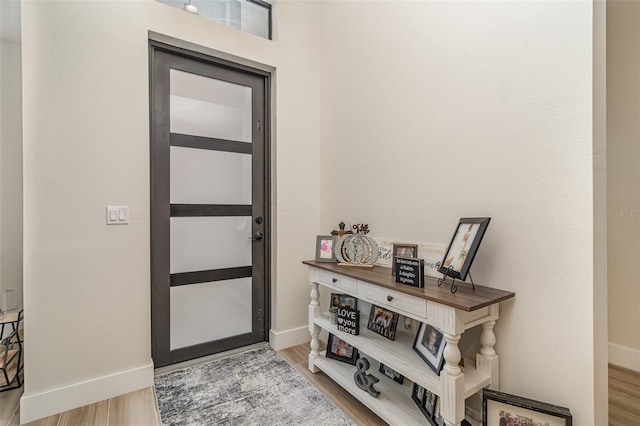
[{"left": 155, "top": 344, "right": 355, "bottom": 425}]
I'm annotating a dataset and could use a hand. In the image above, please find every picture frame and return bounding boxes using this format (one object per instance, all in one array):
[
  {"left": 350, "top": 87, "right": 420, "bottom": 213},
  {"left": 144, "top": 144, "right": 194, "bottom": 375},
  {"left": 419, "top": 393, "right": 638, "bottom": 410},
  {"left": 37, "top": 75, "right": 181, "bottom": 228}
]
[
  {"left": 378, "top": 363, "right": 404, "bottom": 384},
  {"left": 413, "top": 322, "right": 446, "bottom": 375},
  {"left": 330, "top": 293, "right": 358, "bottom": 310},
  {"left": 423, "top": 388, "right": 437, "bottom": 418},
  {"left": 367, "top": 305, "right": 400, "bottom": 341},
  {"left": 411, "top": 383, "right": 437, "bottom": 425},
  {"left": 325, "top": 333, "right": 359, "bottom": 365},
  {"left": 483, "top": 389, "right": 572, "bottom": 426},
  {"left": 438, "top": 218, "right": 490, "bottom": 281},
  {"left": 315, "top": 235, "right": 337, "bottom": 263},
  {"left": 433, "top": 398, "right": 444, "bottom": 426},
  {"left": 392, "top": 243, "right": 419, "bottom": 274}
]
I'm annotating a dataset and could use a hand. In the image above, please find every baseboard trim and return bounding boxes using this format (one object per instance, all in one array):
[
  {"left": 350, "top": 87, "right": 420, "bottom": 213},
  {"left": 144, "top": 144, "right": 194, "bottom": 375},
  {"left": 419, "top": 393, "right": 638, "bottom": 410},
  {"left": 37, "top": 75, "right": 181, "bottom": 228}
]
[
  {"left": 269, "top": 326, "right": 310, "bottom": 351},
  {"left": 20, "top": 361, "right": 154, "bottom": 423},
  {"left": 609, "top": 342, "right": 640, "bottom": 372}
]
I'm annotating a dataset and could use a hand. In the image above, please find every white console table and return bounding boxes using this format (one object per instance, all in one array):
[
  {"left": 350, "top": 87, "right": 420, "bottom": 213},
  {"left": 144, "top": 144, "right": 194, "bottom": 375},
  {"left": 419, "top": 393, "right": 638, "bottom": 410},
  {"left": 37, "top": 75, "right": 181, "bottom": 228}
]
[{"left": 304, "top": 260, "right": 515, "bottom": 426}]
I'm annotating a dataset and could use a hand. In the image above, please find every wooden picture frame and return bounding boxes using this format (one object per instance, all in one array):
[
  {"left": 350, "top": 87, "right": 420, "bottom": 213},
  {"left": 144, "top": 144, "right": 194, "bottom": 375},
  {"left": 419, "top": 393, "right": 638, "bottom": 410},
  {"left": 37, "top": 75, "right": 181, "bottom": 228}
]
[
  {"left": 330, "top": 293, "right": 358, "bottom": 310},
  {"left": 392, "top": 243, "right": 418, "bottom": 274},
  {"left": 438, "top": 218, "right": 490, "bottom": 281},
  {"left": 367, "top": 305, "right": 399, "bottom": 341},
  {"left": 325, "top": 333, "right": 358, "bottom": 365},
  {"left": 413, "top": 322, "right": 446, "bottom": 375},
  {"left": 315, "top": 235, "right": 337, "bottom": 263},
  {"left": 483, "top": 389, "right": 572, "bottom": 426}
]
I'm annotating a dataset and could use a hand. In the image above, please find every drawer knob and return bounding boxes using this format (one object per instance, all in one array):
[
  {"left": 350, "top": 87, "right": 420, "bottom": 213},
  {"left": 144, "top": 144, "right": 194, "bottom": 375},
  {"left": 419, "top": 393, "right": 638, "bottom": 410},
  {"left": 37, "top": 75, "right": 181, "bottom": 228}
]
[
  {"left": 387, "top": 295, "right": 393, "bottom": 302},
  {"left": 332, "top": 278, "right": 338, "bottom": 283}
]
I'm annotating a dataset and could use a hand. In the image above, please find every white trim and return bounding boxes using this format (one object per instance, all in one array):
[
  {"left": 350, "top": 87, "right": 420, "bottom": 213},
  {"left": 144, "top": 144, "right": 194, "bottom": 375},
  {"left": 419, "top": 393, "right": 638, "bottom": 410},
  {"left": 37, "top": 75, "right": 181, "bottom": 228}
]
[
  {"left": 609, "top": 342, "right": 640, "bottom": 372},
  {"left": 269, "top": 326, "right": 310, "bottom": 351},
  {"left": 20, "top": 361, "right": 154, "bottom": 424}
]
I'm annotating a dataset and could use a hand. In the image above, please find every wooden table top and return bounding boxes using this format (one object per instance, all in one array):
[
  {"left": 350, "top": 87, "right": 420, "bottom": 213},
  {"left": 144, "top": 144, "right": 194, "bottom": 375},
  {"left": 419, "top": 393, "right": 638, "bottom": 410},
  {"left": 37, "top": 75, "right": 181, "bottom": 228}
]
[{"left": 303, "top": 260, "right": 515, "bottom": 312}]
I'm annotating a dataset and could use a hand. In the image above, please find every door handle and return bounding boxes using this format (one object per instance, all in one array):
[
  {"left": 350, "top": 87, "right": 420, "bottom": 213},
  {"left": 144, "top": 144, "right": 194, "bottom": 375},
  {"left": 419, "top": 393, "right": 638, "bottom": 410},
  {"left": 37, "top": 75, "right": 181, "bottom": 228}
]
[{"left": 249, "top": 231, "right": 264, "bottom": 241}]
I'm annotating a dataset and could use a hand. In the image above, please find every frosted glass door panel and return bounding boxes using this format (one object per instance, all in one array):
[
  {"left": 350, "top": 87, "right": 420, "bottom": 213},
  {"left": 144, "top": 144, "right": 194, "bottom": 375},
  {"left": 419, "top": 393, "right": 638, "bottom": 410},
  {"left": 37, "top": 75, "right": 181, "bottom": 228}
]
[
  {"left": 170, "top": 217, "right": 252, "bottom": 274},
  {"left": 170, "top": 69, "right": 252, "bottom": 142},
  {"left": 170, "top": 278, "right": 252, "bottom": 350},
  {"left": 170, "top": 146, "right": 251, "bottom": 204}
]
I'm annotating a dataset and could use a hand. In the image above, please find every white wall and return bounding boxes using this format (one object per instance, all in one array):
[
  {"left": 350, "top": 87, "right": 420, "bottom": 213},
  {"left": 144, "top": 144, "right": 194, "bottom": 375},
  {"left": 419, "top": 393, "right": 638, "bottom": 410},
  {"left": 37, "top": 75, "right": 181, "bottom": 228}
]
[
  {"left": 0, "top": 37, "right": 23, "bottom": 313},
  {"left": 607, "top": 0, "right": 640, "bottom": 371},
  {"left": 21, "top": 0, "right": 321, "bottom": 421},
  {"left": 319, "top": 2, "right": 606, "bottom": 425}
]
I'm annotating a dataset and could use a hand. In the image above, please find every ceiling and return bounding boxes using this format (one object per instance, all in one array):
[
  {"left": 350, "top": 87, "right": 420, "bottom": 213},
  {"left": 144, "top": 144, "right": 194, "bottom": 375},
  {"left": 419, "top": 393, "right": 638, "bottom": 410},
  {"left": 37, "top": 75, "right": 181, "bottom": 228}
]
[{"left": 1, "top": 0, "right": 21, "bottom": 43}]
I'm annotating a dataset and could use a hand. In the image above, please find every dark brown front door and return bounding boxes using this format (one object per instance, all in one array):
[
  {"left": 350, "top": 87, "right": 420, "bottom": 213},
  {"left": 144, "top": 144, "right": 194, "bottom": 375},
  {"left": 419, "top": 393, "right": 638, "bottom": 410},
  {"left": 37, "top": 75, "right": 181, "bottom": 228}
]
[{"left": 150, "top": 42, "right": 270, "bottom": 368}]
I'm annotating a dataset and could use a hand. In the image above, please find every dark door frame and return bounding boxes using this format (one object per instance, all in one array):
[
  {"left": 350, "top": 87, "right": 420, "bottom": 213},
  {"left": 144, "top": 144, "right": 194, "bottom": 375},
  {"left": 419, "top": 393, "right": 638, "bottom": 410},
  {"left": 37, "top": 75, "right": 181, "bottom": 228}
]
[{"left": 149, "top": 40, "right": 271, "bottom": 368}]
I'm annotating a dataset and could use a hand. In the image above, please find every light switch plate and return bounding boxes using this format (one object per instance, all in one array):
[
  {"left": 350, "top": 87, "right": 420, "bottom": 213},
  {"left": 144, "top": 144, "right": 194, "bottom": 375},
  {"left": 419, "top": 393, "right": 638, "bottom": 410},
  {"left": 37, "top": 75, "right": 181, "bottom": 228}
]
[{"left": 106, "top": 206, "right": 129, "bottom": 225}]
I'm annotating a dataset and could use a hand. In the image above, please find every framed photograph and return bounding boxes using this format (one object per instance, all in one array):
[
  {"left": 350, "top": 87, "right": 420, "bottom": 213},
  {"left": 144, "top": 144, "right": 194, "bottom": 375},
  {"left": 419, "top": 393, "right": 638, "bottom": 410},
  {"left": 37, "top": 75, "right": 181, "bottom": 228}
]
[
  {"left": 413, "top": 322, "right": 446, "bottom": 375},
  {"left": 433, "top": 398, "right": 444, "bottom": 426},
  {"left": 330, "top": 293, "right": 358, "bottom": 310},
  {"left": 378, "top": 363, "right": 404, "bottom": 384},
  {"left": 438, "top": 218, "right": 490, "bottom": 280},
  {"left": 325, "top": 333, "right": 359, "bottom": 365},
  {"left": 412, "top": 383, "right": 437, "bottom": 425},
  {"left": 315, "top": 235, "right": 337, "bottom": 263},
  {"left": 483, "top": 389, "right": 572, "bottom": 426},
  {"left": 424, "top": 389, "right": 437, "bottom": 417},
  {"left": 392, "top": 243, "right": 419, "bottom": 274},
  {"left": 367, "top": 305, "right": 399, "bottom": 341}
]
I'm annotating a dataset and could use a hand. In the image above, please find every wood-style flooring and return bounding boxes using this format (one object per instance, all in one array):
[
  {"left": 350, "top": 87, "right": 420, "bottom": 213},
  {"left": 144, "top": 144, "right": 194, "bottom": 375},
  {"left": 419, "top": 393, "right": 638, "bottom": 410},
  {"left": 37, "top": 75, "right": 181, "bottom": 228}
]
[
  {"left": 14, "top": 348, "right": 640, "bottom": 426},
  {"left": 20, "top": 388, "right": 160, "bottom": 426},
  {"left": 609, "top": 363, "right": 640, "bottom": 426},
  {"left": 278, "top": 343, "right": 386, "bottom": 426}
]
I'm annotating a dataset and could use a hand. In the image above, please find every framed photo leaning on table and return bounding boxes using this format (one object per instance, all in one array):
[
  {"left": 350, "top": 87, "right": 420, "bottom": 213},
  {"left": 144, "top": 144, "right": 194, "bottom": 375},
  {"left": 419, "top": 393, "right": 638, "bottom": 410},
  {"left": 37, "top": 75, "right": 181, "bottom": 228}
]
[
  {"left": 413, "top": 322, "right": 446, "bottom": 375},
  {"left": 325, "top": 333, "right": 359, "bottom": 365},
  {"left": 483, "top": 389, "right": 572, "bottom": 426}
]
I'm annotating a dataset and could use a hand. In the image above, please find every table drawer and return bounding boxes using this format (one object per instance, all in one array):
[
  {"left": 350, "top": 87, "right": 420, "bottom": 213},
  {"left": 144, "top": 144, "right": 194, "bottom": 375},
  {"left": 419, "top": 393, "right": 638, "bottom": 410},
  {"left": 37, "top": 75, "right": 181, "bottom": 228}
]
[
  {"left": 359, "top": 282, "right": 427, "bottom": 319},
  {"left": 318, "top": 271, "right": 357, "bottom": 294}
]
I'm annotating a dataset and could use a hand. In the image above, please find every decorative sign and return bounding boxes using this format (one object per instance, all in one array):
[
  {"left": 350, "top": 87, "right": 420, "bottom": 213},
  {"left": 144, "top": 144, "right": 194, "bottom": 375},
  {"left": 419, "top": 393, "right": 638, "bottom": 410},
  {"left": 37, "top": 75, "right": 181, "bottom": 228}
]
[
  {"left": 394, "top": 257, "right": 424, "bottom": 288},
  {"left": 353, "top": 357, "right": 380, "bottom": 398},
  {"left": 337, "top": 306, "right": 359, "bottom": 335}
]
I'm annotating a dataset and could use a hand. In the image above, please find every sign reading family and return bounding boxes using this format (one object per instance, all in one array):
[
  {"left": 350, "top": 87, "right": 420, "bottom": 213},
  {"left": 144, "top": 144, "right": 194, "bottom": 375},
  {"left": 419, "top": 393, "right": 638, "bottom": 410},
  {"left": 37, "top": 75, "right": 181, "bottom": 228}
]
[
  {"left": 337, "top": 306, "right": 359, "bottom": 335},
  {"left": 394, "top": 257, "right": 425, "bottom": 288}
]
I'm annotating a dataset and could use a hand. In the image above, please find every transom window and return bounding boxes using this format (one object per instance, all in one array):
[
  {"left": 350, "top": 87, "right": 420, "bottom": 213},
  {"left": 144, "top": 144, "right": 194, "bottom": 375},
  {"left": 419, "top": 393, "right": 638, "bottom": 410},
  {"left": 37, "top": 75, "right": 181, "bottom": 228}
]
[{"left": 156, "top": 0, "right": 272, "bottom": 40}]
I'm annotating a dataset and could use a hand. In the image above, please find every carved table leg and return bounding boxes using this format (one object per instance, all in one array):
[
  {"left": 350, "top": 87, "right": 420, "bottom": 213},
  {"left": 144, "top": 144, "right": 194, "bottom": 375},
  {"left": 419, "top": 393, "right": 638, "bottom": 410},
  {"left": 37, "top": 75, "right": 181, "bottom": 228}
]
[
  {"left": 441, "top": 333, "right": 464, "bottom": 426},
  {"left": 308, "top": 281, "right": 321, "bottom": 373},
  {"left": 476, "top": 320, "right": 499, "bottom": 389}
]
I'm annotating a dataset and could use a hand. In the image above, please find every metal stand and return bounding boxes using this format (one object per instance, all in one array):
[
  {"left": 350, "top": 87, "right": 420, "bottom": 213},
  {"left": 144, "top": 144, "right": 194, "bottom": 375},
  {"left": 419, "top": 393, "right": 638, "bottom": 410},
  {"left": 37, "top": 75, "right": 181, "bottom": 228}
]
[{"left": 438, "top": 267, "right": 475, "bottom": 294}]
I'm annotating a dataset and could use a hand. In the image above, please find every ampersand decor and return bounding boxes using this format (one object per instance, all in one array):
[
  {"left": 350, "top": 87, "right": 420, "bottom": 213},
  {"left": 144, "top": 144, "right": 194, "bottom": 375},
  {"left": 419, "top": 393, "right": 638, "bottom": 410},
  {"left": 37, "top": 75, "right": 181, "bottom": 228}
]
[{"left": 353, "top": 357, "right": 380, "bottom": 398}]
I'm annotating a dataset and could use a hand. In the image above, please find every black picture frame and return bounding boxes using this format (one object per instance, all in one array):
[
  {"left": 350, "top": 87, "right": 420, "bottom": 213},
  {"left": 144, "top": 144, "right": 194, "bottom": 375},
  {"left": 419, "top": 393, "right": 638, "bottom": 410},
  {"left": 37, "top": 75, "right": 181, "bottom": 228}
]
[
  {"left": 483, "top": 389, "right": 572, "bottom": 426},
  {"left": 433, "top": 398, "right": 445, "bottom": 426},
  {"left": 325, "top": 333, "right": 359, "bottom": 365},
  {"left": 315, "top": 235, "right": 337, "bottom": 263},
  {"left": 378, "top": 363, "right": 404, "bottom": 384},
  {"left": 330, "top": 293, "right": 358, "bottom": 310},
  {"left": 412, "top": 383, "right": 438, "bottom": 425},
  {"left": 413, "top": 322, "right": 446, "bottom": 375},
  {"left": 438, "top": 217, "right": 490, "bottom": 281},
  {"left": 367, "top": 305, "right": 399, "bottom": 341},
  {"left": 392, "top": 243, "right": 419, "bottom": 275}
]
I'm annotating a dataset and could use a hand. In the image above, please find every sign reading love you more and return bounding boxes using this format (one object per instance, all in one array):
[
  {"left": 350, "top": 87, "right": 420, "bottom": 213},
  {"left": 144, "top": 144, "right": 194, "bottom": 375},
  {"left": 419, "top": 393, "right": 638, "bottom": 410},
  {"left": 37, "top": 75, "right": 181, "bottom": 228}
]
[
  {"left": 395, "top": 257, "right": 425, "bottom": 288},
  {"left": 337, "top": 306, "right": 359, "bottom": 335}
]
